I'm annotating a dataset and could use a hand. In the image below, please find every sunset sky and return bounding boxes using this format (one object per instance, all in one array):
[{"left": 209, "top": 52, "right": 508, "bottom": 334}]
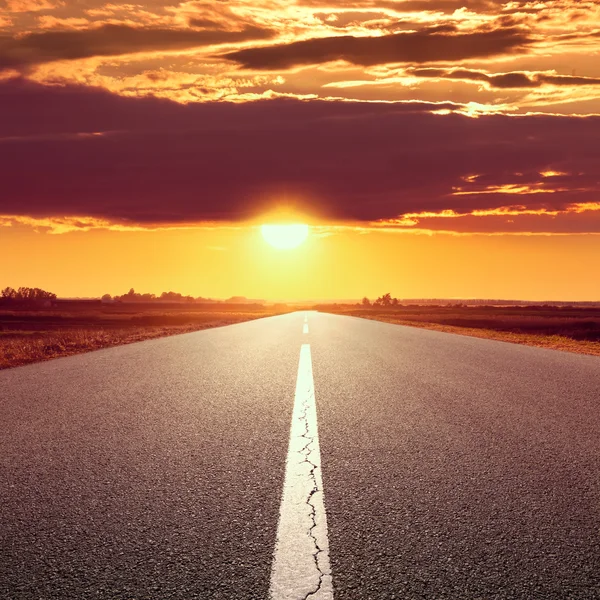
[{"left": 1, "top": 0, "right": 600, "bottom": 300}]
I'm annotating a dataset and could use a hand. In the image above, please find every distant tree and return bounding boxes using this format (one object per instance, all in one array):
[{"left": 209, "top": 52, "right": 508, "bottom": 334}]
[
  {"left": 160, "top": 291, "right": 184, "bottom": 302},
  {"left": 114, "top": 288, "right": 157, "bottom": 302},
  {"left": 19, "top": 287, "right": 57, "bottom": 301},
  {"left": 391, "top": 297, "right": 399, "bottom": 306},
  {"left": 1, "top": 286, "right": 56, "bottom": 303},
  {"left": 374, "top": 293, "right": 393, "bottom": 307},
  {"left": 109, "top": 289, "right": 207, "bottom": 303},
  {"left": 156, "top": 291, "right": 194, "bottom": 303},
  {"left": 101, "top": 294, "right": 112, "bottom": 301},
  {"left": 361, "top": 297, "right": 371, "bottom": 307}
]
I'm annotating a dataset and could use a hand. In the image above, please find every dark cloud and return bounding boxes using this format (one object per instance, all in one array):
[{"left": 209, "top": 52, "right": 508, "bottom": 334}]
[
  {"left": 488, "top": 71, "right": 535, "bottom": 88},
  {"left": 297, "top": 0, "right": 559, "bottom": 18},
  {"left": 1, "top": 79, "right": 599, "bottom": 228},
  {"left": 188, "top": 18, "right": 225, "bottom": 30},
  {"left": 297, "top": 0, "right": 506, "bottom": 14},
  {"left": 410, "top": 68, "right": 600, "bottom": 88},
  {"left": 223, "top": 27, "right": 532, "bottom": 70},
  {"left": 0, "top": 24, "right": 274, "bottom": 71},
  {"left": 541, "top": 73, "right": 600, "bottom": 86},
  {"left": 0, "top": 77, "right": 460, "bottom": 137},
  {"left": 410, "top": 67, "right": 534, "bottom": 88}
]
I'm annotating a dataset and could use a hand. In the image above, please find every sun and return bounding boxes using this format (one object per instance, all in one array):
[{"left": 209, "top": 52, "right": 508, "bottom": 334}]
[{"left": 261, "top": 223, "right": 309, "bottom": 250}]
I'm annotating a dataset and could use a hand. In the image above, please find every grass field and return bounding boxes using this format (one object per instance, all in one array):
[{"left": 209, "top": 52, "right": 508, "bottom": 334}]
[
  {"left": 3, "top": 302, "right": 600, "bottom": 370},
  {"left": 317, "top": 305, "right": 600, "bottom": 357},
  {"left": 0, "top": 303, "right": 290, "bottom": 370}
]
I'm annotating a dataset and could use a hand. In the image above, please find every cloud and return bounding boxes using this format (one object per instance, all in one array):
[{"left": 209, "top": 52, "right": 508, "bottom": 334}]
[
  {"left": 3, "top": 0, "right": 61, "bottom": 13},
  {"left": 223, "top": 27, "right": 532, "bottom": 70},
  {"left": 377, "top": 203, "right": 600, "bottom": 234},
  {"left": 37, "top": 16, "right": 91, "bottom": 30},
  {"left": 1, "top": 79, "right": 600, "bottom": 233},
  {"left": 0, "top": 24, "right": 275, "bottom": 71},
  {"left": 0, "top": 76, "right": 458, "bottom": 137},
  {"left": 296, "top": 0, "right": 505, "bottom": 13},
  {"left": 409, "top": 67, "right": 600, "bottom": 89},
  {"left": 188, "top": 17, "right": 226, "bottom": 30}
]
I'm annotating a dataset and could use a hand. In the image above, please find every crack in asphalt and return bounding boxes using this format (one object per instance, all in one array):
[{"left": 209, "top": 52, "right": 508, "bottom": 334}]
[{"left": 298, "top": 386, "right": 325, "bottom": 600}]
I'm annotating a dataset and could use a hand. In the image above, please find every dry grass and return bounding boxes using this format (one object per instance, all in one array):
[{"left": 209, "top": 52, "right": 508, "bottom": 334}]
[
  {"left": 0, "top": 306, "right": 289, "bottom": 370},
  {"left": 4, "top": 303, "right": 600, "bottom": 369},
  {"left": 318, "top": 306, "right": 600, "bottom": 357},
  {"left": 358, "top": 316, "right": 600, "bottom": 356}
]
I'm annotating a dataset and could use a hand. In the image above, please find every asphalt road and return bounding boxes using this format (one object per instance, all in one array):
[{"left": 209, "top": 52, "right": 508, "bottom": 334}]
[{"left": 2, "top": 312, "right": 600, "bottom": 599}]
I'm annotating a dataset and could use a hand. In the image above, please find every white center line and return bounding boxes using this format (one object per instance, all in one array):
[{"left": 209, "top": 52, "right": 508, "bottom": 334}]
[
  {"left": 269, "top": 344, "right": 333, "bottom": 600},
  {"left": 303, "top": 323, "right": 309, "bottom": 334}
]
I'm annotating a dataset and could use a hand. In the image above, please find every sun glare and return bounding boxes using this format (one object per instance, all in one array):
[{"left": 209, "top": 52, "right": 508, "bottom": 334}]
[{"left": 261, "top": 223, "right": 309, "bottom": 250}]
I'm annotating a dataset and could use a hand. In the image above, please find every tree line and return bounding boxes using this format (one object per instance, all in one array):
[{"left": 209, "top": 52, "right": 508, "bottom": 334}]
[
  {"left": 104, "top": 290, "right": 263, "bottom": 304},
  {"left": 1, "top": 287, "right": 57, "bottom": 302},
  {"left": 103, "top": 289, "right": 209, "bottom": 303},
  {"left": 361, "top": 293, "right": 400, "bottom": 307}
]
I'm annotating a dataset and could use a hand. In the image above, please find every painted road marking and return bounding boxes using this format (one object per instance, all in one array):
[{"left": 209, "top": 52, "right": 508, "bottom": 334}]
[
  {"left": 303, "top": 323, "right": 309, "bottom": 334},
  {"left": 269, "top": 344, "right": 333, "bottom": 600}
]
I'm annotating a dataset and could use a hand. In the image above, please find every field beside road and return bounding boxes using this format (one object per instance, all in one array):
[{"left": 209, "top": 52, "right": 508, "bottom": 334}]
[
  {"left": 0, "top": 303, "right": 291, "bottom": 370},
  {"left": 317, "top": 304, "right": 600, "bottom": 357},
  {"left": 4, "top": 302, "right": 600, "bottom": 370}
]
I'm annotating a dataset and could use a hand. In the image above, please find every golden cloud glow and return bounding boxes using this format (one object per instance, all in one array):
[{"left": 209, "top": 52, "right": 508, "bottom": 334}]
[
  {"left": 452, "top": 183, "right": 574, "bottom": 195},
  {"left": 5, "top": 0, "right": 60, "bottom": 12},
  {"left": 0, "top": 0, "right": 597, "bottom": 112},
  {"left": 0, "top": 215, "right": 244, "bottom": 234},
  {"left": 540, "top": 170, "right": 568, "bottom": 177},
  {"left": 5, "top": 204, "right": 600, "bottom": 238},
  {"left": 376, "top": 202, "right": 600, "bottom": 231}
]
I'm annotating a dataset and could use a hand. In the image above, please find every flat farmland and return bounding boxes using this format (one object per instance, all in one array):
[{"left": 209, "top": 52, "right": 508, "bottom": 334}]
[
  {"left": 319, "top": 304, "right": 600, "bottom": 357},
  {"left": 0, "top": 303, "right": 291, "bottom": 370}
]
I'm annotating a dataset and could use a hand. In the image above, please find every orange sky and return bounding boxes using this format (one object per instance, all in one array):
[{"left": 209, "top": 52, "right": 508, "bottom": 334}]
[
  {"left": 3, "top": 223, "right": 600, "bottom": 300},
  {"left": 1, "top": 0, "right": 600, "bottom": 300}
]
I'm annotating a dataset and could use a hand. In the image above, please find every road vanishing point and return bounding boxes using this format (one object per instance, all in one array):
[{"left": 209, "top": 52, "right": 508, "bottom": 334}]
[{"left": 2, "top": 312, "right": 600, "bottom": 599}]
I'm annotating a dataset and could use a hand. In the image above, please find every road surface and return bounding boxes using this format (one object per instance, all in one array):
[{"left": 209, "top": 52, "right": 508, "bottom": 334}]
[{"left": 1, "top": 312, "right": 600, "bottom": 599}]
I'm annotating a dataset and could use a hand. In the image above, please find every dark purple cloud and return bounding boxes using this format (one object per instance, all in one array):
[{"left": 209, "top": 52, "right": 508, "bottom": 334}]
[
  {"left": 0, "top": 24, "right": 274, "bottom": 71},
  {"left": 223, "top": 27, "right": 532, "bottom": 70},
  {"left": 0, "top": 77, "right": 459, "bottom": 137},
  {"left": 1, "top": 79, "right": 599, "bottom": 228}
]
